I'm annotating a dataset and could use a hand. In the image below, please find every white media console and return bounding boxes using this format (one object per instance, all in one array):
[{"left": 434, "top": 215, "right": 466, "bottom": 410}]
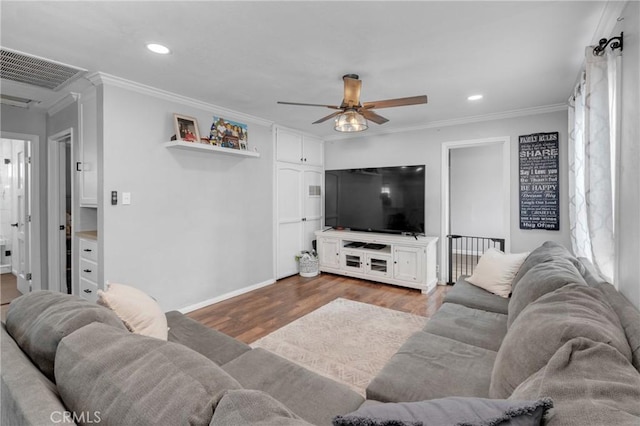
[{"left": 315, "top": 229, "right": 439, "bottom": 294}]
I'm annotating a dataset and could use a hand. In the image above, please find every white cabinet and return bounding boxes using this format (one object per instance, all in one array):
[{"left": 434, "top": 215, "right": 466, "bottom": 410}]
[
  {"left": 393, "top": 245, "right": 424, "bottom": 283},
  {"left": 78, "top": 86, "right": 98, "bottom": 207},
  {"left": 275, "top": 127, "right": 324, "bottom": 279},
  {"left": 78, "top": 237, "right": 99, "bottom": 302},
  {"left": 315, "top": 230, "right": 438, "bottom": 293},
  {"left": 318, "top": 237, "right": 340, "bottom": 269},
  {"left": 276, "top": 128, "right": 323, "bottom": 167}
]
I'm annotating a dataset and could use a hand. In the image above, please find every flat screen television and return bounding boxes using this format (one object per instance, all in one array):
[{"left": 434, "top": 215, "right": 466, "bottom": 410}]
[{"left": 324, "top": 165, "right": 425, "bottom": 235}]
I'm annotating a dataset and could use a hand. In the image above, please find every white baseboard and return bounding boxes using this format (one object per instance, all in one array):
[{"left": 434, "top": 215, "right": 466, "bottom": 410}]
[{"left": 177, "top": 278, "right": 276, "bottom": 314}]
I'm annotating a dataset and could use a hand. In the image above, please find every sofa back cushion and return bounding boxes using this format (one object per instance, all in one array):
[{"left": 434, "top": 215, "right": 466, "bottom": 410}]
[
  {"left": 490, "top": 284, "right": 632, "bottom": 399},
  {"left": 510, "top": 241, "right": 585, "bottom": 294},
  {"left": 507, "top": 258, "right": 587, "bottom": 327},
  {"left": 4, "top": 291, "right": 127, "bottom": 381},
  {"left": 510, "top": 337, "right": 640, "bottom": 425},
  {"left": 55, "top": 322, "right": 242, "bottom": 426}
]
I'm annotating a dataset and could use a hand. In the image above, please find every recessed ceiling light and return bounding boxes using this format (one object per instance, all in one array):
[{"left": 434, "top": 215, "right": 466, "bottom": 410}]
[
  {"left": 467, "top": 94, "right": 483, "bottom": 101},
  {"left": 146, "top": 43, "right": 170, "bottom": 55}
]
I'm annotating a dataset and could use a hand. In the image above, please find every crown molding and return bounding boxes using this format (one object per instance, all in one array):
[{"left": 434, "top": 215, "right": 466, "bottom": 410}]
[
  {"left": 324, "top": 103, "right": 568, "bottom": 141},
  {"left": 46, "top": 92, "right": 80, "bottom": 117},
  {"left": 85, "top": 72, "right": 273, "bottom": 127}
]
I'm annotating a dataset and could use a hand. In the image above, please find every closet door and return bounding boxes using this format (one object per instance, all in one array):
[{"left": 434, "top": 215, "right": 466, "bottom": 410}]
[
  {"left": 276, "top": 165, "right": 303, "bottom": 278},
  {"left": 302, "top": 168, "right": 323, "bottom": 252}
]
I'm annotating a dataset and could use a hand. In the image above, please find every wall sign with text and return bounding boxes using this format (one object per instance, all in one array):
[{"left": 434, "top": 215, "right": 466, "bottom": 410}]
[{"left": 519, "top": 132, "right": 560, "bottom": 231}]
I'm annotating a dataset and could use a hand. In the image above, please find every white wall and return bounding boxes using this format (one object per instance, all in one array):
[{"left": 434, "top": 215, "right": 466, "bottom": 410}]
[
  {"left": 450, "top": 144, "right": 504, "bottom": 238},
  {"left": 100, "top": 84, "right": 274, "bottom": 312},
  {"left": 325, "top": 110, "right": 571, "bottom": 276},
  {"left": 615, "top": 0, "right": 640, "bottom": 309}
]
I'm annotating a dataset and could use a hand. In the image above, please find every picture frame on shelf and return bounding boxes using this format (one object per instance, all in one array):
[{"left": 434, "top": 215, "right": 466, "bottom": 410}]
[
  {"left": 209, "top": 116, "right": 248, "bottom": 150},
  {"left": 173, "top": 113, "right": 200, "bottom": 142}
]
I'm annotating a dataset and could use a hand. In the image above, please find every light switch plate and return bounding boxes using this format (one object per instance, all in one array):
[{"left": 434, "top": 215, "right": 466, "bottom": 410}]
[{"left": 122, "top": 192, "right": 131, "bottom": 205}]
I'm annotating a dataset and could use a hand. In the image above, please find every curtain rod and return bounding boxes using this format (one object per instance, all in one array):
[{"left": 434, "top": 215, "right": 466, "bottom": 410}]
[{"left": 593, "top": 32, "right": 623, "bottom": 56}]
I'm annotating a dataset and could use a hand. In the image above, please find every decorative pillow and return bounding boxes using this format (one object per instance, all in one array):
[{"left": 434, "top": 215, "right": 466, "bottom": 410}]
[
  {"left": 55, "top": 322, "right": 242, "bottom": 426},
  {"left": 511, "top": 337, "right": 640, "bottom": 425},
  {"left": 98, "top": 282, "right": 168, "bottom": 340},
  {"left": 490, "top": 284, "right": 632, "bottom": 399},
  {"left": 4, "top": 290, "right": 127, "bottom": 381},
  {"left": 466, "top": 248, "right": 529, "bottom": 298},
  {"left": 210, "top": 389, "right": 314, "bottom": 426},
  {"left": 507, "top": 258, "right": 587, "bottom": 327},
  {"left": 333, "top": 397, "right": 553, "bottom": 426}
]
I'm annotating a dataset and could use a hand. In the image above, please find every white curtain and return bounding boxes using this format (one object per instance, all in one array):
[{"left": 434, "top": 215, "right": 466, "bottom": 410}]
[{"left": 568, "top": 47, "right": 620, "bottom": 283}]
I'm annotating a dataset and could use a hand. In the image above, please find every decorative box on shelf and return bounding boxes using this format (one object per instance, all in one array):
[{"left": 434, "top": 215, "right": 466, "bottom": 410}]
[{"left": 164, "top": 141, "right": 260, "bottom": 158}]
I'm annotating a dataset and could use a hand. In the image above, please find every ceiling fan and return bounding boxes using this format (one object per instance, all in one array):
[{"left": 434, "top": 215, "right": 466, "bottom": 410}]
[{"left": 277, "top": 74, "right": 428, "bottom": 132}]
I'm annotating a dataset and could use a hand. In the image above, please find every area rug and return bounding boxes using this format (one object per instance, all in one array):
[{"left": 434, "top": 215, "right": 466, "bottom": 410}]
[{"left": 251, "top": 298, "right": 428, "bottom": 396}]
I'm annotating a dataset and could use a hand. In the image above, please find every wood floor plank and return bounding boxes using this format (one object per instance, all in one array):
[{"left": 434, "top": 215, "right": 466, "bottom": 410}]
[{"left": 187, "top": 273, "right": 450, "bottom": 344}]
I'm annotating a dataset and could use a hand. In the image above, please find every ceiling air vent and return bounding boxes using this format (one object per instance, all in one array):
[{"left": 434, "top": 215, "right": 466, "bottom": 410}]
[
  {"left": 0, "top": 94, "right": 38, "bottom": 108},
  {"left": 0, "top": 48, "right": 86, "bottom": 91}
]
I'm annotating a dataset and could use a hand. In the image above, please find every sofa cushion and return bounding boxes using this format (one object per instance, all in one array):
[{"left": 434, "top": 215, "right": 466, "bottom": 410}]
[
  {"left": 466, "top": 248, "right": 529, "bottom": 298},
  {"left": 510, "top": 337, "right": 640, "bottom": 425},
  {"left": 423, "top": 303, "right": 507, "bottom": 352},
  {"left": 507, "top": 258, "right": 587, "bottom": 327},
  {"left": 1, "top": 324, "right": 72, "bottom": 426},
  {"left": 166, "top": 311, "right": 251, "bottom": 365},
  {"left": 5, "top": 291, "right": 127, "bottom": 381},
  {"left": 578, "top": 257, "right": 609, "bottom": 287},
  {"left": 443, "top": 277, "right": 509, "bottom": 314},
  {"left": 210, "top": 389, "right": 313, "bottom": 426},
  {"left": 222, "top": 348, "right": 364, "bottom": 426},
  {"left": 98, "top": 282, "right": 168, "bottom": 340},
  {"left": 334, "top": 397, "right": 553, "bottom": 426},
  {"left": 510, "top": 241, "right": 585, "bottom": 294},
  {"left": 55, "top": 322, "right": 242, "bottom": 426},
  {"left": 596, "top": 282, "right": 640, "bottom": 371},
  {"left": 490, "top": 284, "right": 632, "bottom": 399},
  {"left": 366, "top": 331, "right": 497, "bottom": 403}
]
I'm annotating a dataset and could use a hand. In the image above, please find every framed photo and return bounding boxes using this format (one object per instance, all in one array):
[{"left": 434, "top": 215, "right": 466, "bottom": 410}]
[
  {"left": 209, "top": 116, "right": 248, "bottom": 150},
  {"left": 174, "top": 114, "right": 200, "bottom": 142}
]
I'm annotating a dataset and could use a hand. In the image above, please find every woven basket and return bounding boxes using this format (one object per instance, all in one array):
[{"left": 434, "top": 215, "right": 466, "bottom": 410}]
[{"left": 299, "top": 257, "right": 319, "bottom": 277}]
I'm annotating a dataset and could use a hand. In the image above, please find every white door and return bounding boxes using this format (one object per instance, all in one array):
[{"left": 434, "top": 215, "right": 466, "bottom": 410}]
[
  {"left": 277, "top": 165, "right": 303, "bottom": 278},
  {"left": 302, "top": 168, "right": 322, "bottom": 252},
  {"left": 393, "top": 245, "right": 423, "bottom": 284},
  {"left": 15, "top": 140, "right": 31, "bottom": 294}
]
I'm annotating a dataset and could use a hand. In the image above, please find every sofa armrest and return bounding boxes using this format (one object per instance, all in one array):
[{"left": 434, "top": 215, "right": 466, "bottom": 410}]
[{"left": 165, "top": 311, "right": 250, "bottom": 366}]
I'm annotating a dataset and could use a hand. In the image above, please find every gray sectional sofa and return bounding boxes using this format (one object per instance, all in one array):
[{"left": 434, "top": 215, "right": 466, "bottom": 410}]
[{"left": 2, "top": 241, "right": 640, "bottom": 425}]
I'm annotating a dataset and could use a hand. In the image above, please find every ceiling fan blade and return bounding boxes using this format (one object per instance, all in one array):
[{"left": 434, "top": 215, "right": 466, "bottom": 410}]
[
  {"left": 277, "top": 101, "right": 340, "bottom": 109},
  {"left": 341, "top": 75, "right": 362, "bottom": 108},
  {"left": 360, "top": 109, "right": 389, "bottom": 125},
  {"left": 312, "top": 111, "right": 342, "bottom": 124},
  {"left": 363, "top": 95, "right": 428, "bottom": 110}
]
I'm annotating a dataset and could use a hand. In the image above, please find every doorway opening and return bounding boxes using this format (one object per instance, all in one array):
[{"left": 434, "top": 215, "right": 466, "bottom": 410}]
[
  {"left": 440, "top": 137, "right": 511, "bottom": 284},
  {"left": 0, "top": 136, "right": 32, "bottom": 299},
  {"left": 48, "top": 130, "right": 74, "bottom": 294}
]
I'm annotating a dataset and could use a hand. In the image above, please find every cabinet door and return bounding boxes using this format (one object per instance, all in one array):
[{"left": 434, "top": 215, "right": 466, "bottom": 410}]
[
  {"left": 342, "top": 249, "right": 364, "bottom": 273},
  {"left": 276, "top": 165, "right": 303, "bottom": 278},
  {"left": 79, "top": 87, "right": 98, "bottom": 207},
  {"left": 276, "top": 128, "right": 303, "bottom": 164},
  {"left": 318, "top": 237, "right": 340, "bottom": 268},
  {"left": 302, "top": 136, "right": 323, "bottom": 167},
  {"left": 366, "top": 253, "right": 392, "bottom": 278},
  {"left": 393, "top": 245, "right": 424, "bottom": 283}
]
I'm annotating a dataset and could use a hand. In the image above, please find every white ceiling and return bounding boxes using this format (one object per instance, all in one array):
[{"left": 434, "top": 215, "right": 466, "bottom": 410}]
[{"left": 1, "top": 1, "right": 609, "bottom": 139}]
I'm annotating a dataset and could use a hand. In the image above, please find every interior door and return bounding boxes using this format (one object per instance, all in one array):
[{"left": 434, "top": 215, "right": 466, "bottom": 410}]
[
  {"left": 277, "top": 164, "right": 303, "bottom": 278},
  {"left": 302, "top": 169, "right": 322, "bottom": 252},
  {"left": 15, "top": 140, "right": 31, "bottom": 294}
]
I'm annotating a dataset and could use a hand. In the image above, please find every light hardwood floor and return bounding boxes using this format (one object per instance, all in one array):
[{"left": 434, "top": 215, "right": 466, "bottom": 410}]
[{"left": 187, "top": 273, "right": 450, "bottom": 344}]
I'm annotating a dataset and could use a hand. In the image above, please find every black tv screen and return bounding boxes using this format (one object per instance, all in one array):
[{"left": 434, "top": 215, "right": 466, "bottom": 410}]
[{"left": 325, "top": 165, "right": 425, "bottom": 234}]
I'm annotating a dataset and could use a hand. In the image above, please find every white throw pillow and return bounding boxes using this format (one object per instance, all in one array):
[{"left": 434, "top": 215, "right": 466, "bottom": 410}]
[
  {"left": 97, "top": 283, "right": 168, "bottom": 340},
  {"left": 466, "top": 248, "right": 529, "bottom": 298}
]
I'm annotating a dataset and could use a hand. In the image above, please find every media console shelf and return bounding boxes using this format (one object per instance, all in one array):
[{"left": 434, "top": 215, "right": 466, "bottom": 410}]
[{"left": 315, "top": 229, "right": 438, "bottom": 294}]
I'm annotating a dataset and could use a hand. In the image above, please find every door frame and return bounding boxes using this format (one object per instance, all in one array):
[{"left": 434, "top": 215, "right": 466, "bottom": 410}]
[
  {"left": 440, "top": 136, "right": 511, "bottom": 284},
  {"left": 1, "top": 131, "right": 41, "bottom": 292},
  {"left": 47, "top": 128, "right": 74, "bottom": 293}
]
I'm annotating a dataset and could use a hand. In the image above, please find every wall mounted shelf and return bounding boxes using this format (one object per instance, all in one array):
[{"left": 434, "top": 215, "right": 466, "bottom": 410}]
[{"left": 164, "top": 141, "right": 260, "bottom": 158}]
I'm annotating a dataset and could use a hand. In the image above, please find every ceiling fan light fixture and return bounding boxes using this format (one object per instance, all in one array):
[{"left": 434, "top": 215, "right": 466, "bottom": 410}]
[{"left": 334, "top": 109, "right": 368, "bottom": 132}]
